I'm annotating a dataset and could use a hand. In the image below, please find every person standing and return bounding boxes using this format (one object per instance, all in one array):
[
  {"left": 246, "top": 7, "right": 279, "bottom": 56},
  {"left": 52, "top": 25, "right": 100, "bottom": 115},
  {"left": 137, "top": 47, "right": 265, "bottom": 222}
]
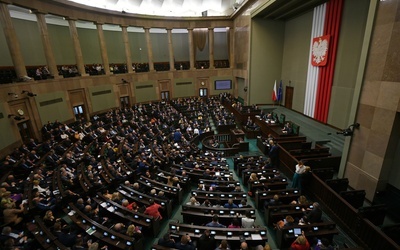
[
  {"left": 268, "top": 140, "right": 279, "bottom": 167},
  {"left": 291, "top": 161, "right": 307, "bottom": 189}
]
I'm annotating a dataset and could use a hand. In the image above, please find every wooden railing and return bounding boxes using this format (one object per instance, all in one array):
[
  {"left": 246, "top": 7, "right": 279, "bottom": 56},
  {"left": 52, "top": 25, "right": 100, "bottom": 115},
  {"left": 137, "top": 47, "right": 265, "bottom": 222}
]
[{"left": 305, "top": 173, "right": 399, "bottom": 250}]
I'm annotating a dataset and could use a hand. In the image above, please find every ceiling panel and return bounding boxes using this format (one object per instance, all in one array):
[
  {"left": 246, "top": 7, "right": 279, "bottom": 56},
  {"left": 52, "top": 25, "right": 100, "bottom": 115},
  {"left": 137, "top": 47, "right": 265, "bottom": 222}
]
[{"left": 254, "top": 0, "right": 328, "bottom": 20}]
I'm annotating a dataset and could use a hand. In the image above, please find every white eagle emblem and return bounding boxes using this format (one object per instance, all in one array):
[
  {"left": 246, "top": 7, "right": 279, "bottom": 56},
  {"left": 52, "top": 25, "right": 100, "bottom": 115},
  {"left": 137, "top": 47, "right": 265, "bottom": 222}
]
[{"left": 312, "top": 38, "right": 328, "bottom": 65}]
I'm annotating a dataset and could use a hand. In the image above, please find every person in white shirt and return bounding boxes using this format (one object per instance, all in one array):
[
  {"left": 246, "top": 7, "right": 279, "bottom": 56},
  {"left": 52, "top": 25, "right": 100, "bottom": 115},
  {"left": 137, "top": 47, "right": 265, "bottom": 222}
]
[
  {"left": 291, "top": 160, "right": 307, "bottom": 189},
  {"left": 241, "top": 211, "right": 255, "bottom": 228},
  {"left": 186, "top": 197, "right": 200, "bottom": 206}
]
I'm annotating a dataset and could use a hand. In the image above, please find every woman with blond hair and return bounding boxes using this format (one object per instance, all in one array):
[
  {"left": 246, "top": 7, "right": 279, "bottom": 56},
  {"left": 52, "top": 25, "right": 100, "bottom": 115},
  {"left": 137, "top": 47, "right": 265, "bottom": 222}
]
[
  {"left": 249, "top": 173, "right": 258, "bottom": 182},
  {"left": 290, "top": 230, "right": 310, "bottom": 250},
  {"left": 126, "top": 224, "right": 142, "bottom": 240},
  {"left": 43, "top": 210, "right": 60, "bottom": 227},
  {"left": 186, "top": 196, "right": 200, "bottom": 206}
]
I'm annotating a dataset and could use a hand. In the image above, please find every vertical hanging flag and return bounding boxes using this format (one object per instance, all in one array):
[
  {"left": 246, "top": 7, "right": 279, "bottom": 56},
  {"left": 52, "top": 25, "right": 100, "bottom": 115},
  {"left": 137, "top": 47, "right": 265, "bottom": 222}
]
[
  {"left": 272, "top": 80, "right": 277, "bottom": 101},
  {"left": 277, "top": 80, "right": 283, "bottom": 103}
]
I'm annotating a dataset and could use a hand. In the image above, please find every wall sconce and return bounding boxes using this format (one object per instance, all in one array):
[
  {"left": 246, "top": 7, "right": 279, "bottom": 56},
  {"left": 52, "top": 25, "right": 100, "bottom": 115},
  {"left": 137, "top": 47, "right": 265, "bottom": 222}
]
[
  {"left": 121, "top": 79, "right": 129, "bottom": 84},
  {"left": 21, "top": 90, "right": 37, "bottom": 97},
  {"left": 337, "top": 123, "right": 360, "bottom": 136},
  {"left": 8, "top": 114, "right": 24, "bottom": 121},
  {"left": 8, "top": 93, "right": 18, "bottom": 98}
]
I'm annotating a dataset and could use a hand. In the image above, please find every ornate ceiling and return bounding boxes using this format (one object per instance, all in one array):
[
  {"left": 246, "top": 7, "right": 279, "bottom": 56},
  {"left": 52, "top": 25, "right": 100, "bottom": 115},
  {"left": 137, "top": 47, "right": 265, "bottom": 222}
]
[{"left": 60, "top": 0, "right": 245, "bottom": 17}]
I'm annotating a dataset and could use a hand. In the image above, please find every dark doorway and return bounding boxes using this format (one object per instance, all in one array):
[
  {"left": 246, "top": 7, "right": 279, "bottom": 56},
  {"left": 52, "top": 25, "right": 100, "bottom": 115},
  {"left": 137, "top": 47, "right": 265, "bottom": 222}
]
[{"left": 17, "top": 121, "right": 34, "bottom": 143}]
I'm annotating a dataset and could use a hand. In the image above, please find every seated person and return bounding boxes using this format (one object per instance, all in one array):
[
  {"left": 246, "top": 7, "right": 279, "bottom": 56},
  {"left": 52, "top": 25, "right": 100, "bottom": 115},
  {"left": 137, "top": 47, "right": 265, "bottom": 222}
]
[
  {"left": 197, "top": 229, "right": 216, "bottom": 250},
  {"left": 205, "top": 215, "right": 226, "bottom": 228},
  {"left": 126, "top": 224, "right": 142, "bottom": 240},
  {"left": 144, "top": 199, "right": 162, "bottom": 220},
  {"left": 241, "top": 211, "right": 255, "bottom": 228},
  {"left": 175, "top": 234, "right": 195, "bottom": 250},
  {"left": 158, "top": 232, "right": 175, "bottom": 248},
  {"left": 0, "top": 226, "right": 29, "bottom": 248},
  {"left": 215, "top": 239, "right": 230, "bottom": 250},
  {"left": 264, "top": 194, "right": 282, "bottom": 209},
  {"left": 55, "top": 225, "right": 78, "bottom": 248},
  {"left": 301, "top": 202, "right": 322, "bottom": 224},
  {"left": 238, "top": 199, "right": 249, "bottom": 208},
  {"left": 282, "top": 122, "right": 293, "bottom": 134},
  {"left": 186, "top": 197, "right": 201, "bottom": 206},
  {"left": 228, "top": 218, "right": 241, "bottom": 229},
  {"left": 2, "top": 202, "right": 25, "bottom": 226},
  {"left": 223, "top": 199, "right": 238, "bottom": 209}
]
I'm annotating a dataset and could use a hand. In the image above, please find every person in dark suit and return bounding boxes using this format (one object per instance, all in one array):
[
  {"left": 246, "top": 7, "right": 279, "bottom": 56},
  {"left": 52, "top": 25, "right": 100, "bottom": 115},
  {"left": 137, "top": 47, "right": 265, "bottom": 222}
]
[
  {"left": 175, "top": 234, "right": 195, "bottom": 250},
  {"left": 264, "top": 194, "right": 282, "bottom": 209},
  {"left": 158, "top": 232, "right": 175, "bottom": 248},
  {"left": 282, "top": 122, "right": 293, "bottom": 134},
  {"left": 197, "top": 229, "right": 216, "bottom": 250},
  {"left": 268, "top": 140, "right": 279, "bottom": 167},
  {"left": 56, "top": 225, "right": 78, "bottom": 248},
  {"left": 302, "top": 202, "right": 322, "bottom": 223},
  {"left": 173, "top": 129, "right": 182, "bottom": 143}
]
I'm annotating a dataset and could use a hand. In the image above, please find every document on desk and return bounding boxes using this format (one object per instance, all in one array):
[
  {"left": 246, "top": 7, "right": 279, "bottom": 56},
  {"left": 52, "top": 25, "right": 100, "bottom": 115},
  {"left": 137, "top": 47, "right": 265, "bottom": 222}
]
[
  {"left": 251, "top": 234, "right": 262, "bottom": 240},
  {"left": 86, "top": 227, "right": 96, "bottom": 235}
]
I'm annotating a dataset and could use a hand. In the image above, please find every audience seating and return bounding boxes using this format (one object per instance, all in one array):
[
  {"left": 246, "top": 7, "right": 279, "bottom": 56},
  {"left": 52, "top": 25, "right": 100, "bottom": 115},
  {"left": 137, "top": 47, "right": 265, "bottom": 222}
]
[
  {"left": 358, "top": 204, "right": 387, "bottom": 226},
  {"left": 168, "top": 222, "right": 267, "bottom": 249},
  {"left": 340, "top": 190, "right": 366, "bottom": 209},
  {"left": 326, "top": 178, "right": 349, "bottom": 193},
  {"left": 95, "top": 192, "right": 160, "bottom": 236},
  {"left": 254, "top": 188, "right": 301, "bottom": 210},
  {"left": 247, "top": 177, "right": 288, "bottom": 194},
  {"left": 65, "top": 203, "right": 144, "bottom": 249},
  {"left": 181, "top": 204, "right": 256, "bottom": 226},
  {"left": 26, "top": 216, "right": 67, "bottom": 249},
  {"left": 264, "top": 203, "right": 311, "bottom": 227},
  {"left": 276, "top": 221, "right": 338, "bottom": 249}
]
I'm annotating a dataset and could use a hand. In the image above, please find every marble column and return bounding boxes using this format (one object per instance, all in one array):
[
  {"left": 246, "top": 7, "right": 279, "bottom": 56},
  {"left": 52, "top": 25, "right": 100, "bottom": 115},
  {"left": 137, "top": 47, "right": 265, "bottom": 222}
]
[
  {"left": 67, "top": 18, "right": 88, "bottom": 76},
  {"left": 144, "top": 27, "right": 154, "bottom": 71},
  {"left": 167, "top": 28, "right": 175, "bottom": 71},
  {"left": 121, "top": 25, "right": 133, "bottom": 73},
  {"left": 96, "top": 22, "right": 110, "bottom": 75},
  {"left": 0, "top": 2, "right": 27, "bottom": 79},
  {"left": 35, "top": 12, "right": 60, "bottom": 79},
  {"left": 188, "top": 28, "right": 195, "bottom": 70},
  {"left": 229, "top": 27, "right": 235, "bottom": 69},
  {"left": 208, "top": 27, "right": 215, "bottom": 69}
]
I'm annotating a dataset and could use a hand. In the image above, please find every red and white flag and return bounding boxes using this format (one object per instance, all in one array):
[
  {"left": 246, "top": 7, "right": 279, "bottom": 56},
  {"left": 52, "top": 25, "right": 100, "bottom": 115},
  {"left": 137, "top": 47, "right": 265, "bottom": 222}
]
[{"left": 272, "top": 80, "right": 277, "bottom": 101}]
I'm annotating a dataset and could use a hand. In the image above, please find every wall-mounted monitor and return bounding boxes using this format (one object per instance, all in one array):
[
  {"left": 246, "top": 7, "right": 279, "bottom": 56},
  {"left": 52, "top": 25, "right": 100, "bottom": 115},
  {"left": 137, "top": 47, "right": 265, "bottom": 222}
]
[{"left": 215, "top": 80, "right": 232, "bottom": 90}]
